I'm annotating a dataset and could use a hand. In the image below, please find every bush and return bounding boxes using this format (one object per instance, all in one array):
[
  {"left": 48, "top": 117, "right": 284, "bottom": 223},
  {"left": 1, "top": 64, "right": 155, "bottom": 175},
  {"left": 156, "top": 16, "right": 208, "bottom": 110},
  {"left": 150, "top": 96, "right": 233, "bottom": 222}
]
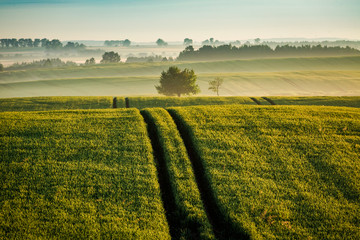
[
  {"left": 85, "top": 57, "right": 95, "bottom": 65},
  {"left": 101, "top": 51, "right": 120, "bottom": 63}
]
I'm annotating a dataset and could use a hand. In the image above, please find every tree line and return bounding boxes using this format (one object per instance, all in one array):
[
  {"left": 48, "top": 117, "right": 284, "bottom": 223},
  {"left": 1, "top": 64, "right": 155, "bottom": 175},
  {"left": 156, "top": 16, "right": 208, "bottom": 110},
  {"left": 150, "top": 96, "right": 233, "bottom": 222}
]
[
  {"left": 178, "top": 44, "right": 360, "bottom": 61},
  {"left": 263, "top": 40, "right": 360, "bottom": 50},
  {"left": 5, "top": 58, "right": 77, "bottom": 70},
  {"left": 104, "top": 40, "right": 131, "bottom": 47},
  {"left": 0, "top": 38, "right": 85, "bottom": 49}
]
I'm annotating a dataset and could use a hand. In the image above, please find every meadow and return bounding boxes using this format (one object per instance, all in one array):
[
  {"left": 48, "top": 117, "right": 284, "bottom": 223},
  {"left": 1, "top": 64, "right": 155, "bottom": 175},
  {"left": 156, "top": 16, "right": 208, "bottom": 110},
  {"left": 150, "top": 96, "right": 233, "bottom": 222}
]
[
  {"left": 0, "top": 109, "right": 170, "bottom": 239},
  {"left": 127, "top": 96, "right": 255, "bottom": 109},
  {"left": 0, "top": 96, "right": 119, "bottom": 112},
  {"left": 1, "top": 56, "right": 360, "bottom": 97},
  {"left": 168, "top": 105, "right": 360, "bottom": 239},
  {"left": 1, "top": 96, "right": 359, "bottom": 113},
  {"left": 1, "top": 96, "right": 360, "bottom": 239},
  {"left": 268, "top": 96, "right": 360, "bottom": 108}
]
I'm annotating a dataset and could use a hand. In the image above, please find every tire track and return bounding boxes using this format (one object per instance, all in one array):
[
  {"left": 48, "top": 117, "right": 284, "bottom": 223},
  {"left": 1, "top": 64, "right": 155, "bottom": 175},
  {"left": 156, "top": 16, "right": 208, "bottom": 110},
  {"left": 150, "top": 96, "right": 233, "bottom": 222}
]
[
  {"left": 262, "top": 97, "right": 276, "bottom": 105},
  {"left": 112, "top": 97, "right": 117, "bottom": 108},
  {"left": 250, "top": 97, "right": 261, "bottom": 105},
  {"left": 140, "top": 111, "right": 179, "bottom": 239},
  {"left": 167, "top": 109, "right": 250, "bottom": 240}
]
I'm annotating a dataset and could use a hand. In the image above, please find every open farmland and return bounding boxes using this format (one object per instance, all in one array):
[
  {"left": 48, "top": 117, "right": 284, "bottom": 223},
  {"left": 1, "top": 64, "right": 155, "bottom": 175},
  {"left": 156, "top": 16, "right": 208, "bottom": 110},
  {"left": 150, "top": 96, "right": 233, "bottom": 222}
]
[
  {"left": 1, "top": 96, "right": 359, "bottom": 112},
  {"left": 1, "top": 99, "right": 360, "bottom": 239},
  {"left": 169, "top": 105, "right": 360, "bottom": 239},
  {"left": 268, "top": 96, "right": 360, "bottom": 108},
  {"left": 127, "top": 96, "right": 256, "bottom": 109},
  {"left": 0, "top": 109, "right": 170, "bottom": 239},
  {"left": 0, "top": 96, "right": 120, "bottom": 112},
  {"left": 1, "top": 56, "right": 360, "bottom": 98}
]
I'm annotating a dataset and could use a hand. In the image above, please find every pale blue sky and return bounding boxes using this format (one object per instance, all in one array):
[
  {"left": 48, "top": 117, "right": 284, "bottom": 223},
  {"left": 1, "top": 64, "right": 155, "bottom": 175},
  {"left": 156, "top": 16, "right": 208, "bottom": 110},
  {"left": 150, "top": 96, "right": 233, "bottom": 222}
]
[{"left": 0, "top": 0, "right": 359, "bottom": 41}]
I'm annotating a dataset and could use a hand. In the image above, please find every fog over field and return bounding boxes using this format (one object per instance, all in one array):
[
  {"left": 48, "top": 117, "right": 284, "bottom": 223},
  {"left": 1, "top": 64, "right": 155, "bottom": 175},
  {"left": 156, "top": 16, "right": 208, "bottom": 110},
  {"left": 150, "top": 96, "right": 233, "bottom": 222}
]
[
  {"left": 2, "top": 1, "right": 360, "bottom": 240},
  {"left": 1, "top": 0, "right": 360, "bottom": 98}
]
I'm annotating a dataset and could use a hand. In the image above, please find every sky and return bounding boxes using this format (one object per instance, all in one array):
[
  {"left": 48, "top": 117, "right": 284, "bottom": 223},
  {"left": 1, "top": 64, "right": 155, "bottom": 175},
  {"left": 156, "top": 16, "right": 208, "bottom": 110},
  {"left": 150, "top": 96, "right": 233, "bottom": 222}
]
[{"left": 0, "top": 0, "right": 359, "bottom": 42}]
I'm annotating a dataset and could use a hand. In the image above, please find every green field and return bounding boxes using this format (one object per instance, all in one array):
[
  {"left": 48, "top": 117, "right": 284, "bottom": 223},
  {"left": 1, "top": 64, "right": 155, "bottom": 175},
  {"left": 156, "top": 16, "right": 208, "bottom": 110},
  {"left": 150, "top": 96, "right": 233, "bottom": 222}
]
[
  {"left": 1, "top": 56, "right": 360, "bottom": 97},
  {"left": 269, "top": 96, "right": 360, "bottom": 108},
  {"left": 169, "top": 105, "right": 360, "bottom": 239},
  {"left": 1, "top": 96, "right": 359, "bottom": 112},
  {"left": 0, "top": 96, "right": 121, "bottom": 112},
  {"left": 128, "top": 96, "right": 256, "bottom": 109},
  {"left": 0, "top": 109, "right": 170, "bottom": 239},
  {"left": 1, "top": 99, "right": 360, "bottom": 239}
]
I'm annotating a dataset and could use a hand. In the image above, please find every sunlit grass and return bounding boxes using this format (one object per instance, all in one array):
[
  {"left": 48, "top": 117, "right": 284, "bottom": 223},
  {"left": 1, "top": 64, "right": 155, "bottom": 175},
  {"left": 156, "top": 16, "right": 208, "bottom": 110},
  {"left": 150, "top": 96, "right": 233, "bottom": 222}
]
[
  {"left": 128, "top": 96, "right": 256, "bottom": 109},
  {"left": 0, "top": 109, "right": 170, "bottom": 239},
  {"left": 169, "top": 105, "right": 360, "bottom": 239},
  {"left": 0, "top": 96, "right": 119, "bottom": 112},
  {"left": 269, "top": 96, "right": 360, "bottom": 108}
]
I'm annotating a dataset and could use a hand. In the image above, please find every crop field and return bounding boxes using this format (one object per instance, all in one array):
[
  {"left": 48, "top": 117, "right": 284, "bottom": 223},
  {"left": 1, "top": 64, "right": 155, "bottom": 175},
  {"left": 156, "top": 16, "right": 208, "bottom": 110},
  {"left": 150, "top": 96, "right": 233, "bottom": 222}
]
[
  {"left": 1, "top": 56, "right": 360, "bottom": 97},
  {"left": 1, "top": 96, "right": 358, "bottom": 112},
  {"left": 268, "top": 96, "right": 360, "bottom": 108},
  {"left": 0, "top": 109, "right": 170, "bottom": 239},
  {"left": 169, "top": 105, "right": 360, "bottom": 239},
  {"left": 128, "top": 96, "right": 256, "bottom": 109},
  {"left": 1, "top": 99, "right": 360, "bottom": 239},
  {"left": 0, "top": 96, "right": 120, "bottom": 112}
]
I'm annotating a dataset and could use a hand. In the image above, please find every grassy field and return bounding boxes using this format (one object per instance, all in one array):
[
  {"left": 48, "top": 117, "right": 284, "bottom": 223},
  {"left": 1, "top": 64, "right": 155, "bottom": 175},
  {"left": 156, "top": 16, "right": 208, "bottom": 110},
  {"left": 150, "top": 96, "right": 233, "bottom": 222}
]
[
  {"left": 169, "top": 105, "right": 360, "bottom": 239},
  {"left": 1, "top": 98, "right": 360, "bottom": 239},
  {"left": 0, "top": 96, "right": 121, "bottom": 112},
  {"left": 128, "top": 96, "right": 256, "bottom": 109},
  {"left": 0, "top": 109, "right": 170, "bottom": 239},
  {"left": 269, "top": 96, "right": 360, "bottom": 108},
  {"left": 1, "top": 96, "right": 359, "bottom": 112},
  {"left": 1, "top": 56, "right": 360, "bottom": 97},
  {"left": 141, "top": 108, "right": 215, "bottom": 239},
  {"left": 2, "top": 56, "right": 360, "bottom": 82}
]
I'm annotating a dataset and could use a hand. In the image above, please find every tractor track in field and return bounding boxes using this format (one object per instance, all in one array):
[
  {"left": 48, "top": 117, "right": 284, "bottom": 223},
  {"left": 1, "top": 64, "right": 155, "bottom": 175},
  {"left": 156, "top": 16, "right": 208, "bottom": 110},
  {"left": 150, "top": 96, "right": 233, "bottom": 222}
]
[
  {"left": 250, "top": 97, "right": 261, "bottom": 105},
  {"left": 140, "top": 111, "right": 180, "bottom": 239},
  {"left": 262, "top": 97, "right": 276, "bottom": 105},
  {"left": 125, "top": 97, "right": 130, "bottom": 108},
  {"left": 167, "top": 109, "right": 250, "bottom": 240}
]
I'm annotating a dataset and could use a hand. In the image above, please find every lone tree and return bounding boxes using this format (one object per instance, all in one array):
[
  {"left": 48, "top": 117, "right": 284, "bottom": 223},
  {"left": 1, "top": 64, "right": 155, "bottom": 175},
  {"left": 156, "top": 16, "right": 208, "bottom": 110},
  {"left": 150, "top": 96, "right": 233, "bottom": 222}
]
[
  {"left": 156, "top": 38, "right": 168, "bottom": 46},
  {"left": 156, "top": 66, "right": 200, "bottom": 97},
  {"left": 101, "top": 51, "right": 120, "bottom": 63},
  {"left": 0, "top": 63, "right": 3, "bottom": 71},
  {"left": 208, "top": 77, "right": 224, "bottom": 96}
]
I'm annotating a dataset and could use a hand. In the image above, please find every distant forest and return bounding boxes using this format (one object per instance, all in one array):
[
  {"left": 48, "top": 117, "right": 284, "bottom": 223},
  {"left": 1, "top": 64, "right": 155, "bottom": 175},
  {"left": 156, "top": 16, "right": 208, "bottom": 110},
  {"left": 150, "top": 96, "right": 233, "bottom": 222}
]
[
  {"left": 263, "top": 40, "right": 360, "bottom": 50},
  {"left": 0, "top": 38, "right": 85, "bottom": 50},
  {"left": 126, "top": 55, "right": 174, "bottom": 63},
  {"left": 178, "top": 44, "right": 360, "bottom": 61},
  {"left": 104, "top": 40, "right": 131, "bottom": 47},
  {"left": 5, "top": 58, "right": 77, "bottom": 70}
]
